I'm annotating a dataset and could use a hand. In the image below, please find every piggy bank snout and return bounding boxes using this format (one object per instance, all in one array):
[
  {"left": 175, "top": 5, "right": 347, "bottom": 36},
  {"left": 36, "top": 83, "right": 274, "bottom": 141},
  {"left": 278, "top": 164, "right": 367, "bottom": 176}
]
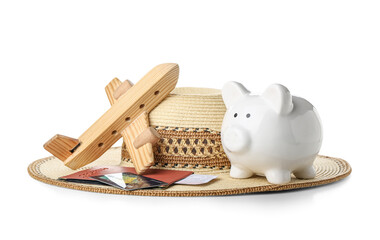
[{"left": 222, "top": 126, "right": 251, "bottom": 153}]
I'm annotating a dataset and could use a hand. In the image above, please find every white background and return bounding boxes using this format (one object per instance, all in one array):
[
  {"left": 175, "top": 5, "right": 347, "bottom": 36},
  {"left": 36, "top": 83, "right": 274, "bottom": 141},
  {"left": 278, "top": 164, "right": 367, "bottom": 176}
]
[{"left": 1, "top": 1, "right": 379, "bottom": 239}]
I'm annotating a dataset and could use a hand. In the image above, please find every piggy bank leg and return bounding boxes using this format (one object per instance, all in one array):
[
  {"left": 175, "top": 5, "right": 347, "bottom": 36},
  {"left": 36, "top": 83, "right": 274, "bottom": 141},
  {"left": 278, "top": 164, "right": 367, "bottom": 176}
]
[
  {"left": 265, "top": 169, "right": 291, "bottom": 184},
  {"left": 293, "top": 165, "right": 316, "bottom": 179},
  {"left": 230, "top": 164, "right": 254, "bottom": 178}
]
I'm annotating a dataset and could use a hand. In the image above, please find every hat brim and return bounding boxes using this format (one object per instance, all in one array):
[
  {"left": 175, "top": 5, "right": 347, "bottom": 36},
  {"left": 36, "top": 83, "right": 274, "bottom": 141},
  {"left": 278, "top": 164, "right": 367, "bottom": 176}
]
[{"left": 28, "top": 147, "right": 351, "bottom": 197}]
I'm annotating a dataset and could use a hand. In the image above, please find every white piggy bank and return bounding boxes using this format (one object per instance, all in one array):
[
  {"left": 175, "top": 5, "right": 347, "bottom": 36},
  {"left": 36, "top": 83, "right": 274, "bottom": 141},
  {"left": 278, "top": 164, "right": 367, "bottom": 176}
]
[{"left": 221, "top": 82, "right": 323, "bottom": 184}]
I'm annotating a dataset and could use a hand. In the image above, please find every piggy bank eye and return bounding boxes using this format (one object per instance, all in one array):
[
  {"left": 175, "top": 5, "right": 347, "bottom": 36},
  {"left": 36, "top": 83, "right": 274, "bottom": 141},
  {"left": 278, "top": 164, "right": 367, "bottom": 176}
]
[
  {"left": 246, "top": 113, "right": 251, "bottom": 118},
  {"left": 234, "top": 113, "right": 238, "bottom": 118}
]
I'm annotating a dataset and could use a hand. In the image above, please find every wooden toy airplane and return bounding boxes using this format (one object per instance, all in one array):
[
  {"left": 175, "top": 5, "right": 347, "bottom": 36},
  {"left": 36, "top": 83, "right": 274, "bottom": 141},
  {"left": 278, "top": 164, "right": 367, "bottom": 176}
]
[{"left": 44, "top": 63, "right": 179, "bottom": 174}]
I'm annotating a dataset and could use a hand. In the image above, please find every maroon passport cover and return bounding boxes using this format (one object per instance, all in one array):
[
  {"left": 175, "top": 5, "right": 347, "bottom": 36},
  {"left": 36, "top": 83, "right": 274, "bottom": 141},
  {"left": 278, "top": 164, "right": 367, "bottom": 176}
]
[{"left": 60, "top": 166, "right": 193, "bottom": 185}]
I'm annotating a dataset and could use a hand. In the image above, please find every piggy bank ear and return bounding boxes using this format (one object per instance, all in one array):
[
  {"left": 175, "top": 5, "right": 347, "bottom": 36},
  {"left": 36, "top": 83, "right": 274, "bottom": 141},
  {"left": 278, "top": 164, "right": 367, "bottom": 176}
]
[
  {"left": 262, "top": 84, "right": 293, "bottom": 115},
  {"left": 222, "top": 81, "right": 250, "bottom": 108}
]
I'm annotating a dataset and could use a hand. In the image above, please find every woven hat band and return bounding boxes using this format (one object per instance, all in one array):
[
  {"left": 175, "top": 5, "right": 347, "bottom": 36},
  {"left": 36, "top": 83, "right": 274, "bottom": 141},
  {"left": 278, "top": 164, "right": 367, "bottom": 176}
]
[{"left": 122, "top": 126, "right": 231, "bottom": 169}]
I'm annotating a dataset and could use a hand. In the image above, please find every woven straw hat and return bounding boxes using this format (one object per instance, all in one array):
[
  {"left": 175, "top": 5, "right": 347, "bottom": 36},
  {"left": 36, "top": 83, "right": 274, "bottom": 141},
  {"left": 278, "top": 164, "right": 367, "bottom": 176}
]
[{"left": 28, "top": 88, "right": 351, "bottom": 196}]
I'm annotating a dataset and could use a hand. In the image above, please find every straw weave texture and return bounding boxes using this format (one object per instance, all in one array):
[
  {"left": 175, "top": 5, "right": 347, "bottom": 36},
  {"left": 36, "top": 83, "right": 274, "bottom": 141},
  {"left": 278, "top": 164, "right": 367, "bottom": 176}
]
[
  {"left": 28, "top": 147, "right": 351, "bottom": 197},
  {"left": 149, "top": 88, "right": 226, "bottom": 131},
  {"left": 122, "top": 126, "right": 230, "bottom": 169}
]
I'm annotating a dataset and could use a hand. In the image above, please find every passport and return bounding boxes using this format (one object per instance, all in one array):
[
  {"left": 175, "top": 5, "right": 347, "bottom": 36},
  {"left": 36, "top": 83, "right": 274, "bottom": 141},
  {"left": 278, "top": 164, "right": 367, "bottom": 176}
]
[{"left": 59, "top": 165, "right": 193, "bottom": 187}]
